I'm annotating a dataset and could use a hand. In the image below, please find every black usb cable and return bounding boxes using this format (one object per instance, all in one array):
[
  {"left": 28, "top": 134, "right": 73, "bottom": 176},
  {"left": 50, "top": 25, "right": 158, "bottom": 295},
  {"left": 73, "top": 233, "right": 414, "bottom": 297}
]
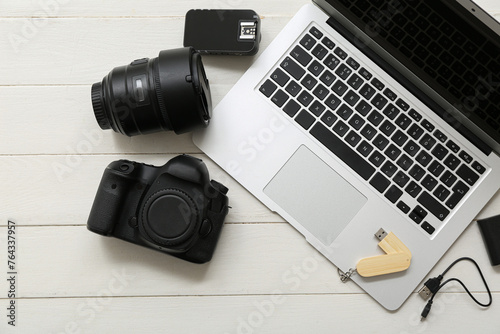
[{"left": 418, "top": 257, "right": 492, "bottom": 321}]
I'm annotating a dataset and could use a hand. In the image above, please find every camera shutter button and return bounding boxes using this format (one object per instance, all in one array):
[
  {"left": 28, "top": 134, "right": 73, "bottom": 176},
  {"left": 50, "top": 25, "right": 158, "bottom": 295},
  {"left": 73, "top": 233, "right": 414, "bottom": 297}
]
[{"left": 199, "top": 219, "right": 212, "bottom": 237}]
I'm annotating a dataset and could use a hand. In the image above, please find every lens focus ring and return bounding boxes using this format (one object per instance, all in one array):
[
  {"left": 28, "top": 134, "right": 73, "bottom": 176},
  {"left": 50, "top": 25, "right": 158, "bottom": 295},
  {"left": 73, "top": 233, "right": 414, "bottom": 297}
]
[{"left": 91, "top": 83, "right": 111, "bottom": 130}]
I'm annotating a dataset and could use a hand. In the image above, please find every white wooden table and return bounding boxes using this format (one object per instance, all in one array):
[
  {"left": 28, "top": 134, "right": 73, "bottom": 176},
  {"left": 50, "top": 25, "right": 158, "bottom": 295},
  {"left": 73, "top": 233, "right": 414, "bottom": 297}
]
[{"left": 1, "top": 1, "right": 500, "bottom": 333}]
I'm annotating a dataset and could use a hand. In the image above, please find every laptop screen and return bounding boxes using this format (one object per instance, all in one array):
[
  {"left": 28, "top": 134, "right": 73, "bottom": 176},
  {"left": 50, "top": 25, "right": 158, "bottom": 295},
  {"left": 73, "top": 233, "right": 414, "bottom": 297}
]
[{"left": 323, "top": 0, "right": 500, "bottom": 150}]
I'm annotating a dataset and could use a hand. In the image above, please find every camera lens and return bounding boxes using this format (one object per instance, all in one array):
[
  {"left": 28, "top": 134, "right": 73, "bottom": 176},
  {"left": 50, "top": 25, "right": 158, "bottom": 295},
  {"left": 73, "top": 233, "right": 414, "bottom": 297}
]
[{"left": 91, "top": 47, "right": 211, "bottom": 136}]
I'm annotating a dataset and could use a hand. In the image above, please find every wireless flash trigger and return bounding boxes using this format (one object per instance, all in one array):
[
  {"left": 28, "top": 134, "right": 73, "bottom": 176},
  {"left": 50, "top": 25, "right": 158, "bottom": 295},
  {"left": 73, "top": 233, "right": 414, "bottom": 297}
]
[{"left": 356, "top": 229, "right": 412, "bottom": 277}]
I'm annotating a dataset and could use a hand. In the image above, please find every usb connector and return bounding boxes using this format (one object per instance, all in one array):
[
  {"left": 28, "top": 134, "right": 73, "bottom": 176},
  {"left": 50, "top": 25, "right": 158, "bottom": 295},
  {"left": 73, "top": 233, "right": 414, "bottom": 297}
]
[{"left": 418, "top": 275, "right": 443, "bottom": 300}]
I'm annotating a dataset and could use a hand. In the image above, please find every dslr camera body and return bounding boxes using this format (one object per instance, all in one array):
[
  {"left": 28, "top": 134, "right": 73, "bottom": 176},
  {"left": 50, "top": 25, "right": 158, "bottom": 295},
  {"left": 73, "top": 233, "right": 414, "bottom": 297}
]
[{"left": 87, "top": 155, "right": 229, "bottom": 263}]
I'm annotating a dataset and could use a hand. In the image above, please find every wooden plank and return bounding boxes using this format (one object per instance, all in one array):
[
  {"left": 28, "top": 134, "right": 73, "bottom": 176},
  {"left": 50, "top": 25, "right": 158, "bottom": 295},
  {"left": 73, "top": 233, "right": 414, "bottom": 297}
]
[
  {"left": 1, "top": 293, "right": 499, "bottom": 334},
  {"left": 0, "top": 154, "right": 283, "bottom": 224},
  {"left": 0, "top": 224, "right": 497, "bottom": 299},
  {"left": 0, "top": 16, "right": 292, "bottom": 85},
  {"left": 0, "top": 0, "right": 305, "bottom": 17}
]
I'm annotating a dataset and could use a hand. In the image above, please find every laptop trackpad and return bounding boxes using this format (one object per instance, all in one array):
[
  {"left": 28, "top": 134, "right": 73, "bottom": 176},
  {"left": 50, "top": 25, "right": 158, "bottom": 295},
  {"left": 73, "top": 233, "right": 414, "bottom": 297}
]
[{"left": 264, "top": 145, "right": 367, "bottom": 245}]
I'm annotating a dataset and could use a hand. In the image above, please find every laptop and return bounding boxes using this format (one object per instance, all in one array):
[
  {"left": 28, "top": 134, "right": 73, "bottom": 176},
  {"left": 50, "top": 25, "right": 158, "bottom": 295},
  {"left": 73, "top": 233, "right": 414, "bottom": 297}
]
[{"left": 193, "top": 0, "right": 500, "bottom": 310}]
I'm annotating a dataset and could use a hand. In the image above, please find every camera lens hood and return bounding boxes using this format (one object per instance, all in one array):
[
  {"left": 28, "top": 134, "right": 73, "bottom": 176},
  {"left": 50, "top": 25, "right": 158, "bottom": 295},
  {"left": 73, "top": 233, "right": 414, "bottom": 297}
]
[{"left": 91, "top": 47, "right": 212, "bottom": 136}]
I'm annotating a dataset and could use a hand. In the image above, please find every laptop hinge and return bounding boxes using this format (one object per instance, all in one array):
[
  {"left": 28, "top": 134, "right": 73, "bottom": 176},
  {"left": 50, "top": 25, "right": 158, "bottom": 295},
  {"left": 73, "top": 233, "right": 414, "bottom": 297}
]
[{"left": 326, "top": 17, "right": 493, "bottom": 156}]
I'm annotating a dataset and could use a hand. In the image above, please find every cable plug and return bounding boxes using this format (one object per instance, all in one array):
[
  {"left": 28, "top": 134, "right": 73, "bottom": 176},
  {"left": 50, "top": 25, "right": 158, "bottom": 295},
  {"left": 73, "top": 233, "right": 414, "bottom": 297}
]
[
  {"left": 418, "top": 275, "right": 443, "bottom": 300},
  {"left": 420, "top": 300, "right": 433, "bottom": 321}
]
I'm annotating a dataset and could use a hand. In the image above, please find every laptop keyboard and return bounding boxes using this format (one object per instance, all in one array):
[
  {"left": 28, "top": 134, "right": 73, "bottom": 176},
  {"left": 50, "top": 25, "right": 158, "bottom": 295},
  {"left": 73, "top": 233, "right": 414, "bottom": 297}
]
[{"left": 259, "top": 25, "right": 487, "bottom": 236}]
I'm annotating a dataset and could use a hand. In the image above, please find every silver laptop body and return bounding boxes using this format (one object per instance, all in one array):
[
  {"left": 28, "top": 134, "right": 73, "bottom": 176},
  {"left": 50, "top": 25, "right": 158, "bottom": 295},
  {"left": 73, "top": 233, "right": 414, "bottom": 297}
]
[{"left": 194, "top": 0, "right": 500, "bottom": 310}]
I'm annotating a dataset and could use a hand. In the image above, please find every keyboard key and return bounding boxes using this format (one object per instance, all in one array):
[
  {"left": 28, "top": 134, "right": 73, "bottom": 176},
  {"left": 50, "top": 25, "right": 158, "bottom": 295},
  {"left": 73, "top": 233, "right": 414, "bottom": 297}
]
[
  {"left": 335, "top": 64, "right": 353, "bottom": 80},
  {"left": 456, "top": 164, "right": 479, "bottom": 186},
  {"left": 409, "top": 205, "right": 427, "bottom": 224},
  {"left": 324, "top": 54, "right": 341, "bottom": 70},
  {"left": 415, "top": 150, "right": 432, "bottom": 167},
  {"left": 383, "top": 104, "right": 400, "bottom": 120},
  {"left": 346, "top": 57, "right": 360, "bottom": 70},
  {"left": 360, "top": 124, "right": 377, "bottom": 140},
  {"left": 368, "top": 110, "right": 384, "bottom": 126},
  {"left": 290, "top": 45, "right": 312, "bottom": 66},
  {"left": 421, "top": 119, "right": 435, "bottom": 132},
  {"left": 320, "top": 111, "right": 337, "bottom": 126},
  {"left": 332, "top": 80, "right": 349, "bottom": 96},
  {"left": 407, "top": 123, "right": 424, "bottom": 140},
  {"left": 444, "top": 155, "right": 460, "bottom": 170},
  {"left": 309, "top": 26, "right": 323, "bottom": 39},
  {"left": 309, "top": 100, "right": 326, "bottom": 116},
  {"left": 271, "top": 89, "right": 289, "bottom": 107},
  {"left": 333, "top": 120, "right": 349, "bottom": 137},
  {"left": 428, "top": 161, "right": 445, "bottom": 177},
  {"left": 347, "top": 73, "right": 364, "bottom": 90},
  {"left": 418, "top": 191, "right": 450, "bottom": 221},
  {"left": 420, "top": 134, "right": 436, "bottom": 150},
  {"left": 344, "top": 90, "right": 361, "bottom": 106},
  {"left": 421, "top": 175, "right": 438, "bottom": 191},
  {"left": 381, "top": 161, "right": 398, "bottom": 177},
  {"left": 356, "top": 100, "right": 372, "bottom": 116},
  {"left": 431, "top": 143, "right": 449, "bottom": 160},
  {"left": 301, "top": 74, "right": 318, "bottom": 90},
  {"left": 395, "top": 114, "right": 412, "bottom": 130},
  {"left": 397, "top": 201, "right": 411, "bottom": 214},
  {"left": 404, "top": 140, "right": 420, "bottom": 156},
  {"left": 373, "top": 134, "right": 389, "bottom": 150},
  {"left": 372, "top": 94, "right": 388, "bottom": 110},
  {"left": 334, "top": 46, "right": 348, "bottom": 60},
  {"left": 300, "top": 34, "right": 316, "bottom": 50},
  {"left": 260, "top": 80, "right": 277, "bottom": 97},
  {"left": 312, "top": 44, "right": 328, "bottom": 60},
  {"left": 408, "top": 108, "right": 422, "bottom": 122},
  {"left": 310, "top": 123, "right": 375, "bottom": 180},
  {"left": 385, "top": 144, "right": 402, "bottom": 161},
  {"left": 360, "top": 84, "right": 376, "bottom": 100},
  {"left": 380, "top": 121, "right": 397, "bottom": 136},
  {"left": 397, "top": 154, "right": 414, "bottom": 171},
  {"left": 281, "top": 57, "right": 305, "bottom": 80},
  {"left": 409, "top": 165, "right": 426, "bottom": 181},
  {"left": 446, "top": 181, "right": 469, "bottom": 209},
  {"left": 406, "top": 181, "right": 422, "bottom": 198},
  {"left": 433, "top": 129, "right": 447, "bottom": 143},
  {"left": 371, "top": 78, "right": 385, "bottom": 90},
  {"left": 320, "top": 70, "right": 336, "bottom": 87},
  {"left": 472, "top": 161, "right": 486, "bottom": 174},
  {"left": 313, "top": 84, "right": 329, "bottom": 100},
  {"left": 440, "top": 171, "right": 457, "bottom": 187},
  {"left": 359, "top": 67, "right": 373, "bottom": 80},
  {"left": 434, "top": 185, "right": 451, "bottom": 202},
  {"left": 421, "top": 222, "right": 435, "bottom": 235},
  {"left": 297, "top": 91, "right": 314, "bottom": 107},
  {"left": 271, "top": 68, "right": 290, "bottom": 87},
  {"left": 386, "top": 185, "right": 403, "bottom": 203},
  {"left": 396, "top": 98, "right": 410, "bottom": 111},
  {"left": 370, "top": 172, "right": 391, "bottom": 193},
  {"left": 346, "top": 130, "right": 362, "bottom": 147},
  {"left": 295, "top": 110, "right": 315, "bottom": 130},
  {"left": 394, "top": 171, "right": 410, "bottom": 187},
  {"left": 458, "top": 151, "right": 473, "bottom": 164},
  {"left": 392, "top": 130, "right": 408, "bottom": 146},
  {"left": 283, "top": 100, "right": 301, "bottom": 117},
  {"left": 322, "top": 36, "right": 335, "bottom": 49},
  {"left": 285, "top": 80, "right": 302, "bottom": 97},
  {"left": 349, "top": 114, "right": 365, "bottom": 130},
  {"left": 383, "top": 88, "right": 397, "bottom": 101},
  {"left": 369, "top": 151, "right": 386, "bottom": 167}
]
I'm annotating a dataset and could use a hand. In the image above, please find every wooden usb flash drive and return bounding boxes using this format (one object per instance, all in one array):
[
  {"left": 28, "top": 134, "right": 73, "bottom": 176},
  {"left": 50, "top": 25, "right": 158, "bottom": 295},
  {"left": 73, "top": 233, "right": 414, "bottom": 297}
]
[{"left": 357, "top": 228, "right": 412, "bottom": 277}]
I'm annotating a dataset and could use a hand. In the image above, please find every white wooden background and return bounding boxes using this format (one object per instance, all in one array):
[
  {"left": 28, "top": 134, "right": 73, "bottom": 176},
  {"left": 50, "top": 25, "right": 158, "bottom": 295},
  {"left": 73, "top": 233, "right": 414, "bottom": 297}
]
[{"left": 1, "top": 0, "right": 500, "bottom": 333}]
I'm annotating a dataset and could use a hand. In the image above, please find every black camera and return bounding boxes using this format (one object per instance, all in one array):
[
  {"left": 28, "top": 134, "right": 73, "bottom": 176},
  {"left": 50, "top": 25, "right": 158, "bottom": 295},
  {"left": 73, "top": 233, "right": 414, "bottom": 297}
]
[
  {"left": 91, "top": 47, "right": 211, "bottom": 136},
  {"left": 87, "top": 155, "right": 229, "bottom": 263}
]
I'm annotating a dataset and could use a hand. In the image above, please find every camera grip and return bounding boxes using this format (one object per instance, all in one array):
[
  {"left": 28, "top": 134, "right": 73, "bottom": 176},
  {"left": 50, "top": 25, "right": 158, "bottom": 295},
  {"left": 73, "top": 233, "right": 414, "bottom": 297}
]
[{"left": 87, "top": 169, "right": 130, "bottom": 236}]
